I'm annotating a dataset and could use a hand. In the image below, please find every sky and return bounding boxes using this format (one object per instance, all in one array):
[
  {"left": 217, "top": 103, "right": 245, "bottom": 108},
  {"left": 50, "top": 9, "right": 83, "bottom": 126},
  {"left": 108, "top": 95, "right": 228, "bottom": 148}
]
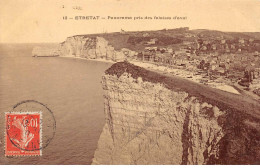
[{"left": 0, "top": 0, "right": 260, "bottom": 43}]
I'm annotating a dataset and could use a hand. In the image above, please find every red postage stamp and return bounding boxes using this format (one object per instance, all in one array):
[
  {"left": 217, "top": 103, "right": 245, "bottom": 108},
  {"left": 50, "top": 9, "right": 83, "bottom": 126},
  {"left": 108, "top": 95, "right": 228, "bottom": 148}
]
[{"left": 5, "top": 112, "right": 42, "bottom": 156}]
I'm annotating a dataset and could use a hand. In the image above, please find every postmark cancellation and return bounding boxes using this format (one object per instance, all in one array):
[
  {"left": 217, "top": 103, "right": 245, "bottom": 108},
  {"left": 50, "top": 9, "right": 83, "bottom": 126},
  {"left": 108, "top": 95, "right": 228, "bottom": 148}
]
[{"left": 5, "top": 111, "right": 42, "bottom": 156}]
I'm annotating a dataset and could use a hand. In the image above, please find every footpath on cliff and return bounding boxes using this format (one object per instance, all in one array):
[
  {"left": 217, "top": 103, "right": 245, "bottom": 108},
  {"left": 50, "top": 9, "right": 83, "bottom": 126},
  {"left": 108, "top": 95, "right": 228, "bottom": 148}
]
[{"left": 106, "top": 61, "right": 260, "bottom": 120}]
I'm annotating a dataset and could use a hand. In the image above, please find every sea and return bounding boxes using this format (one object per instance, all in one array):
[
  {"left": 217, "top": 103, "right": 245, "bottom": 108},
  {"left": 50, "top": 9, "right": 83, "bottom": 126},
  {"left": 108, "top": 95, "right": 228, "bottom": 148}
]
[{"left": 0, "top": 43, "right": 112, "bottom": 164}]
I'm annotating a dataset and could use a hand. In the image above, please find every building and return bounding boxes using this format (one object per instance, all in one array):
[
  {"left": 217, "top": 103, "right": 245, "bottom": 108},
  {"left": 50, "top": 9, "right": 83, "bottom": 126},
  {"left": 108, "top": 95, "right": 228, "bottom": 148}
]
[
  {"left": 120, "top": 29, "right": 126, "bottom": 34},
  {"left": 146, "top": 38, "right": 158, "bottom": 45},
  {"left": 238, "top": 38, "right": 245, "bottom": 44},
  {"left": 143, "top": 33, "right": 149, "bottom": 37},
  {"left": 210, "top": 63, "right": 219, "bottom": 70},
  {"left": 215, "top": 67, "right": 225, "bottom": 75}
]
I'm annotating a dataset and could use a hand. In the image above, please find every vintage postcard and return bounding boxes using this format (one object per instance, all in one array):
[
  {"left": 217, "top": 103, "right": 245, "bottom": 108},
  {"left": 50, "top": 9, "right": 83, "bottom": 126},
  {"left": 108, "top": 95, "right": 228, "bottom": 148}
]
[{"left": 0, "top": 0, "right": 259, "bottom": 165}]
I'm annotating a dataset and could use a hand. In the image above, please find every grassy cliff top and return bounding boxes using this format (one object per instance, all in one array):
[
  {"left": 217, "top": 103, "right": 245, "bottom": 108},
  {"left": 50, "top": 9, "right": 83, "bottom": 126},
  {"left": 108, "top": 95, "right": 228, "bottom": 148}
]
[
  {"left": 69, "top": 28, "right": 260, "bottom": 51},
  {"left": 105, "top": 61, "right": 260, "bottom": 122}
]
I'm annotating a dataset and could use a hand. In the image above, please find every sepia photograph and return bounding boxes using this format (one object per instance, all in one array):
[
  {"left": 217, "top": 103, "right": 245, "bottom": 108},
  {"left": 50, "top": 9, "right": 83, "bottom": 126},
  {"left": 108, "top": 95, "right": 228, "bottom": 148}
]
[{"left": 0, "top": 0, "right": 259, "bottom": 166}]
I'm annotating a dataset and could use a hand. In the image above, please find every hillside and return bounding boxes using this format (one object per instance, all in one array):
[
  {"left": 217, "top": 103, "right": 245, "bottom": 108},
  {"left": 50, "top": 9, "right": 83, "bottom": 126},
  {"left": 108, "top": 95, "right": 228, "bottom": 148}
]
[{"left": 69, "top": 28, "right": 260, "bottom": 52}]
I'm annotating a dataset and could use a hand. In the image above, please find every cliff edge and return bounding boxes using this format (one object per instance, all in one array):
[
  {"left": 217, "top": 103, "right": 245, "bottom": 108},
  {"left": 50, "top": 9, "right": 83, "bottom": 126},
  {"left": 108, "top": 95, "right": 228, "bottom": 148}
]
[{"left": 93, "top": 61, "right": 260, "bottom": 165}]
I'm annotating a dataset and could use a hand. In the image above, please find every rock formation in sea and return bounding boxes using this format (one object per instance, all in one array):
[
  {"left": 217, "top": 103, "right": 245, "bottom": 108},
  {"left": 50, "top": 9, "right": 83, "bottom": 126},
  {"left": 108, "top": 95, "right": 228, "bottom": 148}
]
[
  {"left": 92, "top": 61, "right": 260, "bottom": 165},
  {"left": 59, "top": 36, "right": 136, "bottom": 61},
  {"left": 32, "top": 46, "right": 60, "bottom": 57}
]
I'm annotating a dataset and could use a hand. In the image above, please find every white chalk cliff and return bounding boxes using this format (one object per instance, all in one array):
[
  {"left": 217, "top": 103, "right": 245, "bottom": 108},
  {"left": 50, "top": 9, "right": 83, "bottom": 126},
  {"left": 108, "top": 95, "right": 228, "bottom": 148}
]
[
  {"left": 59, "top": 36, "right": 136, "bottom": 61},
  {"left": 92, "top": 62, "right": 260, "bottom": 165}
]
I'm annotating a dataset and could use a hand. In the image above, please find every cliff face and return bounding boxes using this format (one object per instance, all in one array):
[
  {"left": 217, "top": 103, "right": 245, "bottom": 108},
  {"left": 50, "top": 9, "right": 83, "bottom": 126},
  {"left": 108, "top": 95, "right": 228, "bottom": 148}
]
[
  {"left": 59, "top": 36, "right": 136, "bottom": 61},
  {"left": 92, "top": 62, "right": 260, "bottom": 165}
]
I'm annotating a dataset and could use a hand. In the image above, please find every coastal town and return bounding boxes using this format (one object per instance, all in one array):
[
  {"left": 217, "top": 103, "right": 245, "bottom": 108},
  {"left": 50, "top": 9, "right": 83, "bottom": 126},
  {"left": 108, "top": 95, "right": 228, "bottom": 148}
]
[
  {"left": 125, "top": 29, "right": 260, "bottom": 96},
  {"left": 32, "top": 27, "right": 260, "bottom": 98},
  {"left": 116, "top": 28, "right": 260, "bottom": 98}
]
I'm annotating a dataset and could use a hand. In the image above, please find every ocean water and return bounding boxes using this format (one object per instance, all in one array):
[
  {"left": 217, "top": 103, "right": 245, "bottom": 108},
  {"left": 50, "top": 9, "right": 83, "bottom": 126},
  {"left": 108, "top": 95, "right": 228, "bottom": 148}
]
[{"left": 0, "top": 44, "right": 112, "bottom": 164}]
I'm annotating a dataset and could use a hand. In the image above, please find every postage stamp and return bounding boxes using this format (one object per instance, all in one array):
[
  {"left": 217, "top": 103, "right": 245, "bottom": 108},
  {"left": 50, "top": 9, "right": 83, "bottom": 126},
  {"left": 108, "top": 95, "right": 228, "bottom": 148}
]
[{"left": 5, "top": 112, "right": 42, "bottom": 156}]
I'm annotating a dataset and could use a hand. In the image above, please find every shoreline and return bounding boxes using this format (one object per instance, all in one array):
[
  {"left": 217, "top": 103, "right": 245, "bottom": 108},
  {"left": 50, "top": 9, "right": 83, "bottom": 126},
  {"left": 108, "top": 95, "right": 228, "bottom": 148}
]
[
  {"left": 58, "top": 55, "right": 241, "bottom": 95},
  {"left": 58, "top": 55, "right": 115, "bottom": 64},
  {"left": 129, "top": 60, "right": 241, "bottom": 95}
]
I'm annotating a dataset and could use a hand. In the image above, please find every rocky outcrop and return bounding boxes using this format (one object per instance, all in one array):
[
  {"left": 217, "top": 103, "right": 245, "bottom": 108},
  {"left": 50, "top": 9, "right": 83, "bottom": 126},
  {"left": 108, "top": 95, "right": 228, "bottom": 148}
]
[
  {"left": 59, "top": 36, "right": 136, "bottom": 62},
  {"left": 92, "top": 61, "right": 260, "bottom": 165},
  {"left": 32, "top": 46, "right": 60, "bottom": 57}
]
